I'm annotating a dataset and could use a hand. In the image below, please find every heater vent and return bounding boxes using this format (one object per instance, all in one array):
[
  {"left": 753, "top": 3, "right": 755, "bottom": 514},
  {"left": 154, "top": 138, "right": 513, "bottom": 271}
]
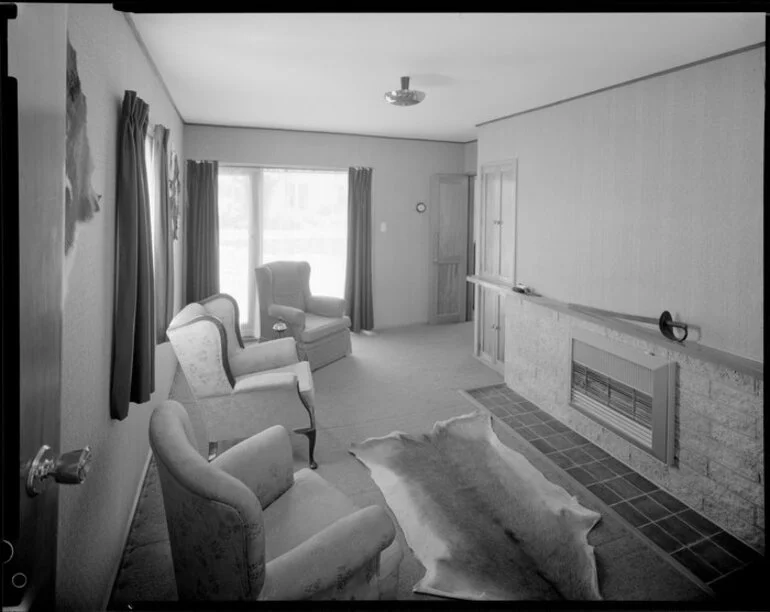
[{"left": 569, "top": 329, "right": 675, "bottom": 464}]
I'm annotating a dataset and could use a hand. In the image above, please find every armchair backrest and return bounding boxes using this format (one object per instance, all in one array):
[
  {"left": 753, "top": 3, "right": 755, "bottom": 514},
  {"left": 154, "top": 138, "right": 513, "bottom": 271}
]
[
  {"left": 255, "top": 261, "right": 312, "bottom": 337},
  {"left": 200, "top": 293, "right": 244, "bottom": 360},
  {"left": 167, "top": 303, "right": 235, "bottom": 398},
  {"left": 149, "top": 400, "right": 266, "bottom": 601}
]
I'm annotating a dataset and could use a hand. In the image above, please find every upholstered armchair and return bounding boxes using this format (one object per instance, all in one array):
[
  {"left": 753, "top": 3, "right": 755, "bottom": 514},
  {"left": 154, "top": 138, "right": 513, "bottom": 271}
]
[
  {"left": 255, "top": 261, "right": 352, "bottom": 371},
  {"left": 167, "top": 293, "right": 318, "bottom": 468},
  {"left": 150, "top": 400, "right": 403, "bottom": 601}
]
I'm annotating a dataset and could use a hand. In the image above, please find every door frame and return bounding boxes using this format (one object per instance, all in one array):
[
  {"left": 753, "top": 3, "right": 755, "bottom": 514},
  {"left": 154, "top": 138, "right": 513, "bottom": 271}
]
[{"left": 3, "top": 4, "right": 67, "bottom": 608}]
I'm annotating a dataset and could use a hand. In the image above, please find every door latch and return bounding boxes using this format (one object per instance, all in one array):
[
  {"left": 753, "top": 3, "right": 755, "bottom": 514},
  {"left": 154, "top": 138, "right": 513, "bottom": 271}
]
[{"left": 25, "top": 445, "right": 92, "bottom": 497}]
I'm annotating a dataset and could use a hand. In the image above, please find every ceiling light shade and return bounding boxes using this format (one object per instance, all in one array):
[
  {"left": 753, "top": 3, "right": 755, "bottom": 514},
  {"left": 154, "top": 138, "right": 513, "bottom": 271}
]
[{"left": 384, "top": 76, "right": 425, "bottom": 107}]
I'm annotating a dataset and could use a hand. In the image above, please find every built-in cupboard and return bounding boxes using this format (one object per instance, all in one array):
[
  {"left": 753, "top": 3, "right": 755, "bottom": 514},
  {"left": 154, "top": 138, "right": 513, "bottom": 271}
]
[{"left": 471, "top": 160, "right": 517, "bottom": 373}]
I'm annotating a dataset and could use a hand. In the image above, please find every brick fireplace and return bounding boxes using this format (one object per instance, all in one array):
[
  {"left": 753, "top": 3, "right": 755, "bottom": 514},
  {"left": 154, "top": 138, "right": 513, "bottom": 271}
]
[{"left": 504, "top": 293, "right": 764, "bottom": 553}]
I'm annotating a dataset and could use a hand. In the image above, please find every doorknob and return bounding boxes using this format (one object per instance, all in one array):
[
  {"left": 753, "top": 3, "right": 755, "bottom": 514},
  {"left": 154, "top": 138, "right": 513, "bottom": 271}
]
[{"left": 25, "top": 445, "right": 92, "bottom": 497}]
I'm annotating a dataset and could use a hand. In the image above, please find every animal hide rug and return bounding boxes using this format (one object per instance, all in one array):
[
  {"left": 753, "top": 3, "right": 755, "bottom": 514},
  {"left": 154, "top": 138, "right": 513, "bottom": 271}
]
[{"left": 349, "top": 411, "right": 602, "bottom": 601}]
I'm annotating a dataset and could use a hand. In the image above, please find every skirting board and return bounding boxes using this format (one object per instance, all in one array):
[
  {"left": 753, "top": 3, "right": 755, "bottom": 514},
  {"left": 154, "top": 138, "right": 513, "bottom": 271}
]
[{"left": 101, "top": 448, "right": 153, "bottom": 611}]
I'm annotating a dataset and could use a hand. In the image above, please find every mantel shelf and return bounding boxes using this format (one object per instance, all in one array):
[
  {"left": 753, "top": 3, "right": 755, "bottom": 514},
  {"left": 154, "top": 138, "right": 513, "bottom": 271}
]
[
  {"left": 499, "top": 289, "right": 763, "bottom": 382},
  {"left": 466, "top": 275, "right": 516, "bottom": 293},
  {"left": 470, "top": 272, "right": 763, "bottom": 382}
]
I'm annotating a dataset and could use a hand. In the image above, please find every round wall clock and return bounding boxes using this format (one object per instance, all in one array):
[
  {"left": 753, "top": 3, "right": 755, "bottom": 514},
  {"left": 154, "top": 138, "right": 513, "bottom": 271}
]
[{"left": 416, "top": 202, "right": 427, "bottom": 213}]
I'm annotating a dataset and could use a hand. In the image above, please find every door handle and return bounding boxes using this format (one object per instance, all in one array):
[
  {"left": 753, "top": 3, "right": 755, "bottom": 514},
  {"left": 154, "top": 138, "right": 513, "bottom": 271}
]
[{"left": 25, "top": 445, "right": 92, "bottom": 497}]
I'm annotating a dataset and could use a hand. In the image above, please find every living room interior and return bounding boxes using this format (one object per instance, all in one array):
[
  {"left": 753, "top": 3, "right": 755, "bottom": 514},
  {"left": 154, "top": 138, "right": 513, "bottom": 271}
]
[{"left": 2, "top": 5, "right": 765, "bottom": 609}]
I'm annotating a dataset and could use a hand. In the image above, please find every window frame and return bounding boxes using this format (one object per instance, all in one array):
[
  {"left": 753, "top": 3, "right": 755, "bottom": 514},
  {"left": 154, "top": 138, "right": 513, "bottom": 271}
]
[{"left": 218, "top": 164, "right": 349, "bottom": 338}]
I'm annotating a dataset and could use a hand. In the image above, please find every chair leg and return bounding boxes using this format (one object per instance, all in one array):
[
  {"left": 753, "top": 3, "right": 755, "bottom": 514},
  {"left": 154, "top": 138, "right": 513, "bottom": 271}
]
[
  {"left": 305, "top": 429, "right": 318, "bottom": 470},
  {"left": 294, "top": 427, "right": 318, "bottom": 469}
]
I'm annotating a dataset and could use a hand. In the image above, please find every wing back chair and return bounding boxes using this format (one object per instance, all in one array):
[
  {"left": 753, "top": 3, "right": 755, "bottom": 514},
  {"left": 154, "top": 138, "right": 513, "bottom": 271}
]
[
  {"left": 150, "top": 400, "right": 403, "bottom": 601},
  {"left": 167, "top": 293, "right": 318, "bottom": 468},
  {"left": 255, "top": 261, "right": 352, "bottom": 371}
]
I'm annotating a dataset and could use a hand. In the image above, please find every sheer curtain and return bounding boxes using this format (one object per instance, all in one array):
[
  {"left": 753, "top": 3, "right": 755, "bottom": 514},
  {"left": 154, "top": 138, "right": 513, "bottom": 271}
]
[
  {"left": 147, "top": 124, "right": 173, "bottom": 341},
  {"left": 110, "top": 90, "right": 155, "bottom": 420},
  {"left": 218, "top": 166, "right": 347, "bottom": 336},
  {"left": 261, "top": 169, "right": 347, "bottom": 296}
]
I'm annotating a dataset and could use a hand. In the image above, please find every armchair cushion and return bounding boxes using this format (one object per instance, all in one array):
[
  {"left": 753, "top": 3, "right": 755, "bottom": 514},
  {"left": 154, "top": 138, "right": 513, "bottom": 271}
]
[
  {"left": 233, "top": 372, "right": 298, "bottom": 394},
  {"left": 262, "top": 469, "right": 381, "bottom": 561},
  {"left": 300, "top": 314, "right": 351, "bottom": 344},
  {"left": 229, "top": 337, "right": 299, "bottom": 378},
  {"left": 306, "top": 295, "right": 346, "bottom": 318},
  {"left": 258, "top": 362, "right": 315, "bottom": 407},
  {"left": 261, "top": 505, "right": 395, "bottom": 600},
  {"left": 211, "top": 425, "right": 294, "bottom": 509}
]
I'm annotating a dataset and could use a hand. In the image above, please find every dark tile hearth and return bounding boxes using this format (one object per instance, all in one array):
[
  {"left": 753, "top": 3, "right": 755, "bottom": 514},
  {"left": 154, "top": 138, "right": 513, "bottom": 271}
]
[
  {"left": 628, "top": 494, "right": 671, "bottom": 523},
  {"left": 464, "top": 382, "right": 765, "bottom": 602}
]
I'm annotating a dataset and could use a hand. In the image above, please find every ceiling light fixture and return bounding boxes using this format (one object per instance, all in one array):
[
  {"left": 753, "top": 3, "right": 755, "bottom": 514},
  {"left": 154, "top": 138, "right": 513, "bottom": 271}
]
[{"left": 384, "top": 76, "right": 425, "bottom": 107}]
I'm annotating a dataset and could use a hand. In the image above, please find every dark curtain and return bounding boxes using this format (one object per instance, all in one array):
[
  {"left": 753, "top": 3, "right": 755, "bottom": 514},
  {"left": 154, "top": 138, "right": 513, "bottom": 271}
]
[
  {"left": 344, "top": 166, "right": 374, "bottom": 332},
  {"left": 110, "top": 90, "right": 155, "bottom": 420},
  {"left": 152, "top": 125, "right": 174, "bottom": 342},
  {"left": 185, "top": 160, "right": 219, "bottom": 303}
]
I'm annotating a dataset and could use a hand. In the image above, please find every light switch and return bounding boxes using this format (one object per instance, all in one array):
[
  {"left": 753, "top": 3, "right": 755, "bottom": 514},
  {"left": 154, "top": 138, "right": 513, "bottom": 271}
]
[{"left": 380, "top": 222, "right": 387, "bottom": 232}]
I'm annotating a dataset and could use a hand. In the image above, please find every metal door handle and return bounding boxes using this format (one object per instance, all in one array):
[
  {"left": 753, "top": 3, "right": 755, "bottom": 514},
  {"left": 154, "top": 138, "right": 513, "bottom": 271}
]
[{"left": 25, "top": 445, "right": 92, "bottom": 496}]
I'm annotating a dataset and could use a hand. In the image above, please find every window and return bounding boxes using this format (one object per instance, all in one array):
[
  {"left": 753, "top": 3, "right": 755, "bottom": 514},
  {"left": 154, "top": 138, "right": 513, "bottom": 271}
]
[
  {"left": 218, "top": 168, "right": 254, "bottom": 324},
  {"left": 218, "top": 166, "right": 348, "bottom": 336}
]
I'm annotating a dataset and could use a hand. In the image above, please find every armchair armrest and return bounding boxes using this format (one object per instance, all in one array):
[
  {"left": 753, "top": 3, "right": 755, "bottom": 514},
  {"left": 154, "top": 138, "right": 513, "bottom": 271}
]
[
  {"left": 232, "top": 372, "right": 297, "bottom": 394},
  {"left": 260, "top": 505, "right": 396, "bottom": 600},
  {"left": 268, "top": 304, "right": 306, "bottom": 329},
  {"left": 211, "top": 425, "right": 294, "bottom": 509},
  {"left": 229, "top": 337, "right": 299, "bottom": 378},
  {"left": 306, "top": 295, "right": 346, "bottom": 318}
]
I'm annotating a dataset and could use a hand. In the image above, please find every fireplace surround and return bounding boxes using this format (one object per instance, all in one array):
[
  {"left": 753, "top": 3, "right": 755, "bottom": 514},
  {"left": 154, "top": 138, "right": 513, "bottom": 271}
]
[{"left": 504, "top": 292, "right": 764, "bottom": 553}]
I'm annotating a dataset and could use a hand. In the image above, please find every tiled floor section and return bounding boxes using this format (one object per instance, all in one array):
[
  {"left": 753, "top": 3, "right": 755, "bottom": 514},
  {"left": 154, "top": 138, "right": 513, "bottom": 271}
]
[{"left": 464, "top": 382, "right": 765, "bottom": 603}]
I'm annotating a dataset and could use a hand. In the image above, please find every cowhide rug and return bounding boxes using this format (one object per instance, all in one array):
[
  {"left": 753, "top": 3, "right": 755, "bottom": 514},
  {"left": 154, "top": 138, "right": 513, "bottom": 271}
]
[{"left": 349, "top": 411, "right": 602, "bottom": 601}]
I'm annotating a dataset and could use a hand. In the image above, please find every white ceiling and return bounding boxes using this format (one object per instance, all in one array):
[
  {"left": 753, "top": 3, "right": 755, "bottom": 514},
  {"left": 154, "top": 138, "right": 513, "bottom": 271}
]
[{"left": 131, "top": 12, "right": 765, "bottom": 142}]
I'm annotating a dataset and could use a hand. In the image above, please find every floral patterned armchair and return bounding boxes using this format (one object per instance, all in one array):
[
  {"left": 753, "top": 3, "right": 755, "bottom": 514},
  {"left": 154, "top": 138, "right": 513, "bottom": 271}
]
[
  {"left": 167, "top": 293, "right": 318, "bottom": 468},
  {"left": 149, "top": 400, "right": 403, "bottom": 601}
]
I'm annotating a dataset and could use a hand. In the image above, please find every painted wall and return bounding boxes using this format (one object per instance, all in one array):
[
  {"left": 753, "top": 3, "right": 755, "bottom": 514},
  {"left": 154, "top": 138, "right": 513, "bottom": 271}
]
[
  {"left": 478, "top": 47, "right": 765, "bottom": 362},
  {"left": 185, "top": 127, "right": 465, "bottom": 329},
  {"left": 54, "top": 5, "right": 184, "bottom": 610}
]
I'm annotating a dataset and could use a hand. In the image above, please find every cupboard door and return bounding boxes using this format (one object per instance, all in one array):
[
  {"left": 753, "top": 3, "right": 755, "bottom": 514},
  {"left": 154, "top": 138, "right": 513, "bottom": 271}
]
[
  {"left": 480, "top": 170, "right": 500, "bottom": 278},
  {"left": 498, "top": 162, "right": 517, "bottom": 283},
  {"left": 479, "top": 287, "right": 497, "bottom": 364},
  {"left": 496, "top": 293, "right": 506, "bottom": 364}
]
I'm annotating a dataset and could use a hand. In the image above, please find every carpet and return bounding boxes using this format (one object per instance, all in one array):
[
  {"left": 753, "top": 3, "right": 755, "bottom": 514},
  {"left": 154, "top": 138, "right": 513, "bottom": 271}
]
[{"left": 349, "top": 410, "right": 603, "bottom": 601}]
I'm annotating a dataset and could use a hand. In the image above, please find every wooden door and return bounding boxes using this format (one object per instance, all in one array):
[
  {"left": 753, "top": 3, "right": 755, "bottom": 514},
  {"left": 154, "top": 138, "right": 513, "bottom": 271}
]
[
  {"left": 498, "top": 161, "right": 517, "bottom": 283},
  {"left": 480, "top": 169, "right": 500, "bottom": 278},
  {"left": 3, "top": 5, "right": 66, "bottom": 608},
  {"left": 465, "top": 174, "right": 475, "bottom": 321},
  {"left": 428, "top": 174, "right": 469, "bottom": 324}
]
